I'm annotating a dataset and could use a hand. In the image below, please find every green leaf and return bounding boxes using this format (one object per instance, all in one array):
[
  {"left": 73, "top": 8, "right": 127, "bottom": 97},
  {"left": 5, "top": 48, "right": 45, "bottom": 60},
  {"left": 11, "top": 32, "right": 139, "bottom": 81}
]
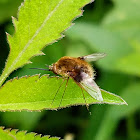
[
  {"left": 0, "top": 75, "right": 127, "bottom": 111},
  {"left": 0, "top": 0, "right": 93, "bottom": 86},
  {"left": 0, "top": 127, "right": 60, "bottom": 140}
]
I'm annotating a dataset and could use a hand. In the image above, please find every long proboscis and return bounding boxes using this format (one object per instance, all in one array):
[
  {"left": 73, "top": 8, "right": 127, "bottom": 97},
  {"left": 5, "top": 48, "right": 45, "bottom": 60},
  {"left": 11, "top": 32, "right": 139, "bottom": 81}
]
[{"left": 30, "top": 68, "right": 50, "bottom": 71}]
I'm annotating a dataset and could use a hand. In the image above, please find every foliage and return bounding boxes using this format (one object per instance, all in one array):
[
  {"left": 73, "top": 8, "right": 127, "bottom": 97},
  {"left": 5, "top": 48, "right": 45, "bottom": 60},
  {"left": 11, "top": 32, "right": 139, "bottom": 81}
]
[
  {"left": 0, "top": 127, "right": 59, "bottom": 140},
  {"left": 0, "top": 0, "right": 94, "bottom": 86},
  {"left": 102, "top": 0, "right": 140, "bottom": 76},
  {"left": 0, "top": 0, "right": 125, "bottom": 112},
  {"left": 0, "top": 0, "right": 139, "bottom": 140},
  {"left": 0, "top": 75, "right": 126, "bottom": 111}
]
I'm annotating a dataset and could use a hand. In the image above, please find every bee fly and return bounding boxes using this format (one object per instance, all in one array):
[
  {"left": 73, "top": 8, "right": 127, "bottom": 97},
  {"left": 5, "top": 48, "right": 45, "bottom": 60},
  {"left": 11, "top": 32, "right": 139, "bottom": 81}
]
[{"left": 31, "top": 53, "right": 106, "bottom": 108}]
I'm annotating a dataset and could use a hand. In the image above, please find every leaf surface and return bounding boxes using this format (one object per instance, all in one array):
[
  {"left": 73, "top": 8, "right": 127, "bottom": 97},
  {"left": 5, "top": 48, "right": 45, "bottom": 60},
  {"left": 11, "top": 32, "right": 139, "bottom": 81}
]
[
  {"left": 0, "top": 75, "right": 127, "bottom": 111},
  {"left": 0, "top": 127, "right": 59, "bottom": 140},
  {"left": 0, "top": 0, "right": 93, "bottom": 86}
]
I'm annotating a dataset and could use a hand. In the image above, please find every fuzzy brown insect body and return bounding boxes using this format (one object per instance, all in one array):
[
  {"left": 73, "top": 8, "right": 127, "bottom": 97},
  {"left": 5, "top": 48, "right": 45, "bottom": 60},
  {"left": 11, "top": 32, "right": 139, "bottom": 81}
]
[
  {"left": 49, "top": 56, "right": 94, "bottom": 82},
  {"left": 31, "top": 53, "right": 106, "bottom": 104}
]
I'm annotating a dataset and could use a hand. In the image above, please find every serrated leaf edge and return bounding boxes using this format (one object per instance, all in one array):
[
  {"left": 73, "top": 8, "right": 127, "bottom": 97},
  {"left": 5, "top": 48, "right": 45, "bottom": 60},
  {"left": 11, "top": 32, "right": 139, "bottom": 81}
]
[
  {"left": 0, "top": 0, "right": 94, "bottom": 87},
  {"left": 0, "top": 126, "right": 61, "bottom": 139},
  {"left": 0, "top": 74, "right": 127, "bottom": 112}
]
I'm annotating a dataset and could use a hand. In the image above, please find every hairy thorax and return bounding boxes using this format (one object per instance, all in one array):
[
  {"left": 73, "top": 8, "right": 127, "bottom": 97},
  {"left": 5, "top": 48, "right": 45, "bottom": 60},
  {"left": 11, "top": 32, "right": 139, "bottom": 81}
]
[{"left": 51, "top": 56, "right": 94, "bottom": 82}]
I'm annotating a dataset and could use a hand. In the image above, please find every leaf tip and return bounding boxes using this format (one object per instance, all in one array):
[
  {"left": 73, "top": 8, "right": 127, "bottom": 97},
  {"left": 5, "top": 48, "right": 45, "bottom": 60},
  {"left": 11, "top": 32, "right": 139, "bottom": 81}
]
[{"left": 123, "top": 100, "right": 128, "bottom": 105}]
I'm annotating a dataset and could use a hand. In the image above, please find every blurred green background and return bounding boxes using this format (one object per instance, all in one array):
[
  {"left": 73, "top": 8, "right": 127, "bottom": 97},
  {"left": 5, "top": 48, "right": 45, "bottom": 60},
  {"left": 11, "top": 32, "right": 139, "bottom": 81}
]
[{"left": 0, "top": 0, "right": 140, "bottom": 140}]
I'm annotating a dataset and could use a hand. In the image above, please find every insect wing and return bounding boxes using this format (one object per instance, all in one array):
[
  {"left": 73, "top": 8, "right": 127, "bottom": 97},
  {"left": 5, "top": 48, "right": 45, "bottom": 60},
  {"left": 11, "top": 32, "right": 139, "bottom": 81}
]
[
  {"left": 80, "top": 53, "right": 106, "bottom": 62},
  {"left": 80, "top": 72, "right": 103, "bottom": 101}
]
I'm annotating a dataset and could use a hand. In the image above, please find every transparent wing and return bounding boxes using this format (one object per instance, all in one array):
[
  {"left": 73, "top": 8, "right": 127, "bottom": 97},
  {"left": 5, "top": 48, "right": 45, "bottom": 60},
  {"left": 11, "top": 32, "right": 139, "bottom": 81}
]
[
  {"left": 79, "top": 53, "right": 106, "bottom": 62},
  {"left": 80, "top": 72, "right": 103, "bottom": 101}
]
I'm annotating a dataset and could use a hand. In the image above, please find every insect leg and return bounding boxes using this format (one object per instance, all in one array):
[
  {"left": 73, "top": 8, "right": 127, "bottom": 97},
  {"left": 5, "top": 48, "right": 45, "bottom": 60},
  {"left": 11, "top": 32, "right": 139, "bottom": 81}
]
[
  {"left": 75, "top": 81, "right": 89, "bottom": 111},
  {"left": 59, "top": 77, "right": 69, "bottom": 108},
  {"left": 50, "top": 78, "right": 65, "bottom": 107},
  {"left": 80, "top": 87, "right": 89, "bottom": 111}
]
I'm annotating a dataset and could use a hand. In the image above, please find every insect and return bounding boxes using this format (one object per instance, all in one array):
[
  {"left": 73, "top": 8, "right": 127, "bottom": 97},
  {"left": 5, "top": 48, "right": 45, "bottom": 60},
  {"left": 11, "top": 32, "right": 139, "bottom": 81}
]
[{"left": 31, "top": 53, "right": 106, "bottom": 108}]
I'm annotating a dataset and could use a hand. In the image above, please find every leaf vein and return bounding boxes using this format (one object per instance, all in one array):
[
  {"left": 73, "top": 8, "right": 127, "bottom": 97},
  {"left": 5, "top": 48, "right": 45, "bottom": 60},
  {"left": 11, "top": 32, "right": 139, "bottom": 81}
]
[{"left": 5, "top": 0, "right": 64, "bottom": 78}]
